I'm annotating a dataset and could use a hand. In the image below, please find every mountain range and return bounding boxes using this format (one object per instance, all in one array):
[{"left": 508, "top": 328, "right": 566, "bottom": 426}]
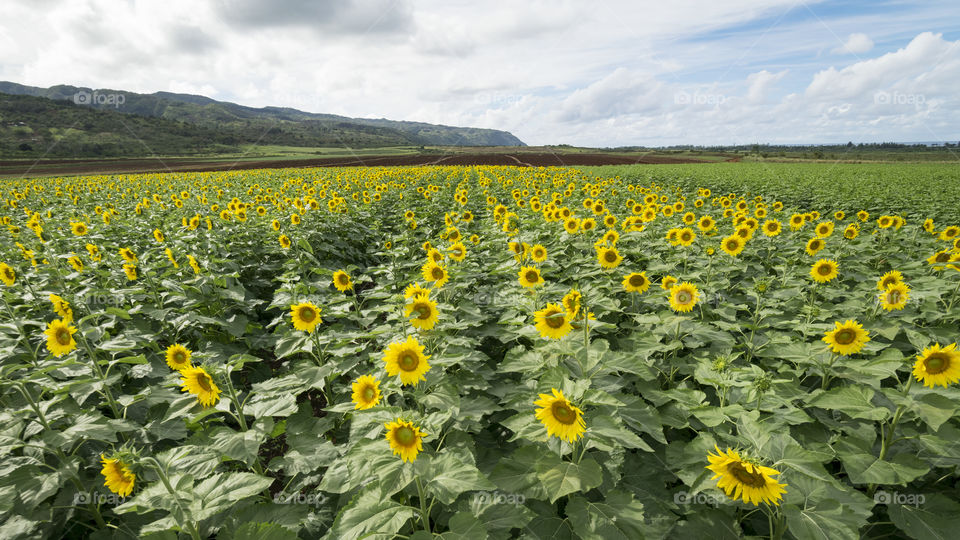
[{"left": 0, "top": 81, "right": 524, "bottom": 158}]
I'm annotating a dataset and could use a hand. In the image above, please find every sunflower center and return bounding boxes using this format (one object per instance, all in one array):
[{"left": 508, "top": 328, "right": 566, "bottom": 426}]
[
  {"left": 545, "top": 310, "right": 565, "bottom": 329},
  {"left": 56, "top": 328, "right": 71, "bottom": 345},
  {"left": 4, "top": 269, "right": 12, "bottom": 279},
  {"left": 173, "top": 351, "right": 186, "bottom": 363},
  {"left": 882, "top": 277, "right": 897, "bottom": 287},
  {"left": 924, "top": 353, "right": 949, "bottom": 374},
  {"left": 604, "top": 251, "right": 617, "bottom": 262},
  {"left": 299, "top": 307, "right": 316, "bottom": 322},
  {"left": 395, "top": 426, "right": 416, "bottom": 446},
  {"left": 681, "top": 233, "right": 692, "bottom": 241},
  {"left": 835, "top": 329, "right": 855, "bottom": 345},
  {"left": 362, "top": 387, "right": 376, "bottom": 401},
  {"left": 196, "top": 373, "right": 213, "bottom": 392},
  {"left": 399, "top": 353, "right": 419, "bottom": 371},
  {"left": 727, "top": 462, "right": 767, "bottom": 488},
  {"left": 817, "top": 264, "right": 833, "bottom": 276},
  {"left": 676, "top": 291, "right": 692, "bottom": 304},
  {"left": 525, "top": 271, "right": 539, "bottom": 282},
  {"left": 936, "top": 253, "right": 950, "bottom": 263},
  {"left": 415, "top": 305, "right": 431, "bottom": 320},
  {"left": 629, "top": 275, "right": 645, "bottom": 287},
  {"left": 551, "top": 402, "right": 577, "bottom": 425},
  {"left": 338, "top": 275, "right": 349, "bottom": 285},
  {"left": 886, "top": 290, "right": 902, "bottom": 304},
  {"left": 726, "top": 240, "right": 738, "bottom": 249},
  {"left": 432, "top": 268, "right": 444, "bottom": 279}
]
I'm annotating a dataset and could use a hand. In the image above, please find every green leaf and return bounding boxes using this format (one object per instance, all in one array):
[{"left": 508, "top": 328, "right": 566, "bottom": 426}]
[
  {"left": 327, "top": 485, "right": 416, "bottom": 540},
  {"left": 439, "top": 512, "right": 488, "bottom": 540},
  {"left": 806, "top": 386, "right": 889, "bottom": 421},
  {"left": 565, "top": 491, "right": 647, "bottom": 540},
  {"left": 834, "top": 437, "right": 929, "bottom": 485},
  {"left": 419, "top": 451, "right": 495, "bottom": 505},
  {"left": 910, "top": 392, "right": 957, "bottom": 431},
  {"left": 784, "top": 499, "right": 869, "bottom": 540},
  {"left": 887, "top": 493, "right": 960, "bottom": 540},
  {"left": 536, "top": 458, "right": 603, "bottom": 503},
  {"left": 189, "top": 472, "right": 274, "bottom": 521}
]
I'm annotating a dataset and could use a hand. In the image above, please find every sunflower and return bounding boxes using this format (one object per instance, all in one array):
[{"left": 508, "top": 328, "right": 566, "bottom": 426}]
[
  {"left": 789, "top": 214, "right": 805, "bottom": 230},
  {"left": 404, "top": 282, "right": 431, "bottom": 299},
  {"left": 810, "top": 259, "right": 838, "bottom": 283},
  {"left": 384, "top": 419, "right": 427, "bottom": 462},
  {"left": 843, "top": 224, "right": 859, "bottom": 239},
  {"left": 0, "top": 263, "right": 14, "bottom": 286},
  {"left": 49, "top": 294, "right": 73, "bottom": 323},
  {"left": 119, "top": 248, "right": 137, "bottom": 263},
  {"left": 927, "top": 250, "right": 952, "bottom": 270},
  {"left": 405, "top": 296, "right": 439, "bottom": 330},
  {"left": 332, "top": 270, "right": 353, "bottom": 292},
  {"left": 518, "top": 266, "right": 545, "bottom": 288},
  {"left": 180, "top": 366, "right": 221, "bottom": 407},
  {"left": 561, "top": 289, "right": 582, "bottom": 318},
  {"left": 596, "top": 246, "right": 623, "bottom": 269},
  {"left": 822, "top": 320, "right": 870, "bottom": 355},
  {"left": 530, "top": 244, "right": 548, "bottom": 263},
  {"left": 153, "top": 229, "right": 164, "bottom": 243},
  {"left": 563, "top": 218, "right": 580, "bottom": 234},
  {"left": 534, "top": 303, "right": 573, "bottom": 339},
  {"left": 815, "top": 221, "right": 834, "bottom": 238},
  {"left": 668, "top": 282, "right": 700, "bottom": 313},
  {"left": 71, "top": 221, "right": 89, "bottom": 236},
  {"left": 720, "top": 235, "right": 744, "bottom": 257},
  {"left": 421, "top": 262, "right": 449, "bottom": 287},
  {"left": 761, "top": 220, "right": 782, "bottom": 237},
  {"left": 44, "top": 319, "right": 77, "bottom": 357},
  {"left": 938, "top": 226, "right": 959, "bottom": 241},
  {"left": 879, "top": 282, "right": 910, "bottom": 311},
  {"left": 677, "top": 227, "right": 696, "bottom": 246},
  {"left": 67, "top": 255, "right": 84, "bottom": 272},
  {"left": 448, "top": 242, "right": 466, "bottom": 261},
  {"left": 876, "top": 270, "right": 903, "bottom": 290},
  {"left": 857, "top": 210, "right": 869, "bottom": 222},
  {"left": 706, "top": 447, "right": 786, "bottom": 506},
  {"left": 100, "top": 455, "right": 135, "bottom": 497},
  {"left": 165, "top": 343, "right": 192, "bottom": 371},
  {"left": 383, "top": 336, "right": 431, "bottom": 385},
  {"left": 661, "top": 275, "right": 678, "bottom": 290},
  {"left": 622, "top": 272, "right": 651, "bottom": 293},
  {"left": 698, "top": 215, "right": 716, "bottom": 232},
  {"left": 289, "top": 302, "right": 323, "bottom": 333},
  {"left": 188, "top": 255, "right": 201, "bottom": 275},
  {"left": 912, "top": 343, "right": 960, "bottom": 388},
  {"left": 534, "top": 388, "right": 586, "bottom": 442},
  {"left": 278, "top": 234, "right": 291, "bottom": 249},
  {"left": 351, "top": 375, "right": 381, "bottom": 410}
]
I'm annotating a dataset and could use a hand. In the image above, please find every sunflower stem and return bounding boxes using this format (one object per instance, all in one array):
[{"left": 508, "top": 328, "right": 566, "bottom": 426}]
[
  {"left": 415, "top": 476, "right": 431, "bottom": 532},
  {"left": 145, "top": 456, "right": 201, "bottom": 540},
  {"left": 869, "top": 377, "right": 913, "bottom": 496},
  {"left": 76, "top": 330, "right": 123, "bottom": 420}
]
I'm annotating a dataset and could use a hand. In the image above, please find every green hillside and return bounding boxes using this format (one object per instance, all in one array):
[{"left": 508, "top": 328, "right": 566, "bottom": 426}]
[{"left": 0, "top": 81, "right": 525, "bottom": 155}]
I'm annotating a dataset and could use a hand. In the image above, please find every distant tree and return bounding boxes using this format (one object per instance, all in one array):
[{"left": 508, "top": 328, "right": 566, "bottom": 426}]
[{"left": 17, "top": 142, "right": 32, "bottom": 151}]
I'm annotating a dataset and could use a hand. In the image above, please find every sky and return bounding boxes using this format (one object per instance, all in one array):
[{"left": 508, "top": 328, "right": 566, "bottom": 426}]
[{"left": 1, "top": 0, "right": 959, "bottom": 147}]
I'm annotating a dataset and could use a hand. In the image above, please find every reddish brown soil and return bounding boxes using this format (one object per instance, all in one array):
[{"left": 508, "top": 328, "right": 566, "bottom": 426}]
[{"left": 0, "top": 152, "right": 726, "bottom": 178}]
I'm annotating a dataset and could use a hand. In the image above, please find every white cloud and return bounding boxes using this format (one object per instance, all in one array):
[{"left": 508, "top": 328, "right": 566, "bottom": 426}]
[
  {"left": 0, "top": 1, "right": 958, "bottom": 146},
  {"left": 832, "top": 33, "right": 874, "bottom": 55}
]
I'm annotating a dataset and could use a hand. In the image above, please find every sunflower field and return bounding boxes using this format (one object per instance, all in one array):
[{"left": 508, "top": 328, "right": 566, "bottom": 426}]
[{"left": 1, "top": 163, "right": 959, "bottom": 539}]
